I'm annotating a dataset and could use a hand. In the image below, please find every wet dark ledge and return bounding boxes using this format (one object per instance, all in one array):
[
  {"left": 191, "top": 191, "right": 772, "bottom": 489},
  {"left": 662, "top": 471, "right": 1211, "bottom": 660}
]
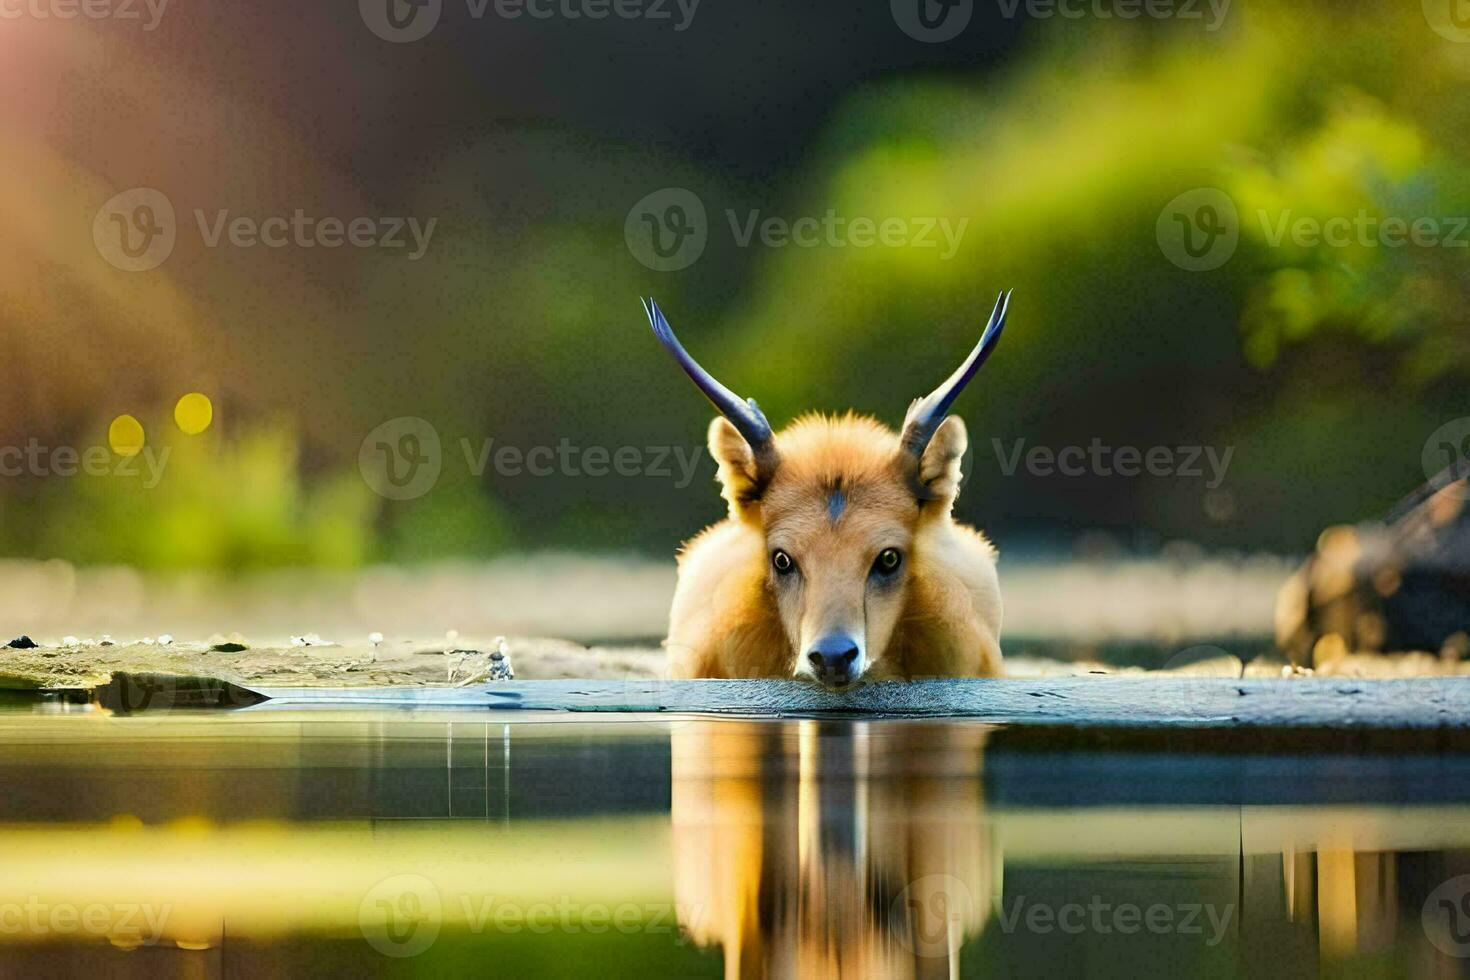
[{"left": 245, "top": 676, "right": 1470, "bottom": 730}]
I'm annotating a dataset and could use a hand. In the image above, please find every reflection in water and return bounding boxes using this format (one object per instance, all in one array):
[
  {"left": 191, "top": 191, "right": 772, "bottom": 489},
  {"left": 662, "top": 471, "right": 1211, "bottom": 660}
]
[
  {"left": 671, "top": 719, "right": 1470, "bottom": 978},
  {"left": 671, "top": 720, "right": 993, "bottom": 978},
  {"left": 0, "top": 708, "right": 1468, "bottom": 976}
]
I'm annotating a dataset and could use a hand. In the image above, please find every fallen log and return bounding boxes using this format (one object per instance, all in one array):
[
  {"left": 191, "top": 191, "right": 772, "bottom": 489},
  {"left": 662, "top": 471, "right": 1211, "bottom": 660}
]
[{"left": 1277, "top": 465, "right": 1470, "bottom": 671}]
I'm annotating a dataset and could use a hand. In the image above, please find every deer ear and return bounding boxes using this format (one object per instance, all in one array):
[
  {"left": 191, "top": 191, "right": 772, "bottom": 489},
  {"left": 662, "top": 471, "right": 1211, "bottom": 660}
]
[
  {"left": 916, "top": 415, "right": 968, "bottom": 504},
  {"left": 708, "top": 417, "right": 765, "bottom": 516}
]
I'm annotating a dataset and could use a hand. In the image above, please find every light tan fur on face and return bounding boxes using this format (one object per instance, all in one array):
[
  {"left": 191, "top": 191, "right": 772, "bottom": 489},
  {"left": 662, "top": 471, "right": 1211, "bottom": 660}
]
[{"left": 665, "top": 412, "right": 1003, "bottom": 681}]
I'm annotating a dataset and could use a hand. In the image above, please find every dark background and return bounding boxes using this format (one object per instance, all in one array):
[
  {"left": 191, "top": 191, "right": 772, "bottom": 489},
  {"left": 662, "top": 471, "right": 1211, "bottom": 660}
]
[{"left": 2, "top": 0, "right": 1466, "bottom": 567}]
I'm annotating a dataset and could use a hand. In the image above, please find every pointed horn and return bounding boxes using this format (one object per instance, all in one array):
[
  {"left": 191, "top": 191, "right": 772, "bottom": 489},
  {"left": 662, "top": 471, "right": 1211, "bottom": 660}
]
[
  {"left": 899, "top": 290, "right": 1012, "bottom": 458},
  {"left": 644, "top": 297, "right": 778, "bottom": 472}
]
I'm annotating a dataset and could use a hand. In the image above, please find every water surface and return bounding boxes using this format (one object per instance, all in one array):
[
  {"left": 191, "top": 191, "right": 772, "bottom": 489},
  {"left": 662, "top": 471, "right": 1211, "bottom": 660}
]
[{"left": 1, "top": 703, "right": 1468, "bottom": 977}]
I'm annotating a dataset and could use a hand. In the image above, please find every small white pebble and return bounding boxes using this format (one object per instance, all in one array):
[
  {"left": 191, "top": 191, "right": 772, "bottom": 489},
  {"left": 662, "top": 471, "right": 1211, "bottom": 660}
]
[
  {"left": 141, "top": 637, "right": 154, "bottom": 645},
  {"left": 368, "top": 632, "right": 384, "bottom": 645},
  {"left": 61, "top": 635, "right": 79, "bottom": 646},
  {"left": 158, "top": 634, "right": 173, "bottom": 645}
]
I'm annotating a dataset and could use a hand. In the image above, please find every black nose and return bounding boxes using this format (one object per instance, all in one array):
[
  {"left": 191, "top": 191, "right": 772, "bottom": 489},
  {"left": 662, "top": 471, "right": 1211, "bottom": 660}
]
[{"left": 806, "top": 635, "right": 860, "bottom": 684}]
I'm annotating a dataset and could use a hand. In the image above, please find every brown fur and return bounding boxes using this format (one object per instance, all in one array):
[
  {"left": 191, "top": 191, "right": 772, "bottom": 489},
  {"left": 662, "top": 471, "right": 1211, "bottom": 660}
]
[{"left": 666, "top": 412, "right": 1003, "bottom": 681}]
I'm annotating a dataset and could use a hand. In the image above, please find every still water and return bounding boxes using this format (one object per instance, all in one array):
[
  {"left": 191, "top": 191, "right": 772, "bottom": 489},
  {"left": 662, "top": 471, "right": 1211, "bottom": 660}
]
[{"left": 1, "top": 702, "right": 1469, "bottom": 978}]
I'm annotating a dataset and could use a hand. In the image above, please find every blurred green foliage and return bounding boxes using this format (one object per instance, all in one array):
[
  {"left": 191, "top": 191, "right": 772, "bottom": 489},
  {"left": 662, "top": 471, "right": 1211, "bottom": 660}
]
[
  {"left": 14, "top": 424, "right": 378, "bottom": 570},
  {"left": 3, "top": 0, "right": 1468, "bottom": 566}
]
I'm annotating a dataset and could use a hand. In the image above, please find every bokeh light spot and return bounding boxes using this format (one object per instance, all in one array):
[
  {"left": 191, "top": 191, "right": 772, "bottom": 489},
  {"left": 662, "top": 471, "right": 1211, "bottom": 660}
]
[
  {"left": 174, "top": 392, "right": 214, "bottom": 435},
  {"left": 108, "top": 415, "right": 145, "bottom": 457}
]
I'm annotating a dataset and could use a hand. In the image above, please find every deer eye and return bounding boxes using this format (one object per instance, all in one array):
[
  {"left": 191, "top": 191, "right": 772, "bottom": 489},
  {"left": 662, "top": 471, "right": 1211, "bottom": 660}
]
[
  {"left": 772, "top": 550, "right": 796, "bottom": 575},
  {"left": 873, "top": 548, "right": 903, "bottom": 576}
]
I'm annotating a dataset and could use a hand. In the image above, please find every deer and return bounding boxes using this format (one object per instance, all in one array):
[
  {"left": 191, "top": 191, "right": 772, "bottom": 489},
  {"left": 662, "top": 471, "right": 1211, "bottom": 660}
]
[{"left": 644, "top": 292, "right": 1011, "bottom": 687}]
